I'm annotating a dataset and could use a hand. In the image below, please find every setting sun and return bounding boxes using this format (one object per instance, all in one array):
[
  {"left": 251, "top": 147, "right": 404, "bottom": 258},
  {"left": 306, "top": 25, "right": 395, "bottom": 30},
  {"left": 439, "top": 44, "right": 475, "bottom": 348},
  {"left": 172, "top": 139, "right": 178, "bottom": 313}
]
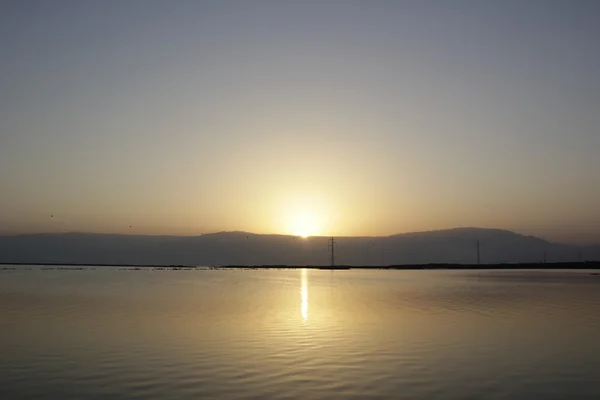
[{"left": 287, "top": 210, "right": 321, "bottom": 238}]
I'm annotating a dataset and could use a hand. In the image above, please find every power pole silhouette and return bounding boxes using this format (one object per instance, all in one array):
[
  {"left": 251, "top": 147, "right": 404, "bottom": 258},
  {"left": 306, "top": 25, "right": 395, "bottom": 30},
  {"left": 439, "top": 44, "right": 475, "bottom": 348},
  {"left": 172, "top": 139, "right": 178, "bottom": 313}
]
[
  {"left": 328, "top": 237, "right": 336, "bottom": 267},
  {"left": 476, "top": 240, "right": 481, "bottom": 265}
]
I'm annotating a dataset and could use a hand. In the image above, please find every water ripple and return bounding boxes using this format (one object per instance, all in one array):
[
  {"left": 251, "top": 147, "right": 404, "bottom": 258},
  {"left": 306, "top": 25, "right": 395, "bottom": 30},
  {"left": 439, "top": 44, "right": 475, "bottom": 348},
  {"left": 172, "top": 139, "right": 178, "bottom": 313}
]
[{"left": 1, "top": 268, "right": 600, "bottom": 399}]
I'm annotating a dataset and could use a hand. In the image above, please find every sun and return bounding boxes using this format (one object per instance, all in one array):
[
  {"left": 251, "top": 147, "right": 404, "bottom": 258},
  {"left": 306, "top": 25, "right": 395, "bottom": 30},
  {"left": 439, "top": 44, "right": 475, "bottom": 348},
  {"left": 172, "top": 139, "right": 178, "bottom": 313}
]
[{"left": 287, "top": 210, "right": 321, "bottom": 238}]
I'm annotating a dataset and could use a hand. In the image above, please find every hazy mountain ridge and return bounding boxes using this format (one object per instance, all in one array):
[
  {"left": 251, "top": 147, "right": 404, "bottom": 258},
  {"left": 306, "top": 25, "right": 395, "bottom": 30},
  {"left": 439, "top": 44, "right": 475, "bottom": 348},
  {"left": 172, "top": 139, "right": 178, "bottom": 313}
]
[{"left": 0, "top": 228, "right": 598, "bottom": 266}]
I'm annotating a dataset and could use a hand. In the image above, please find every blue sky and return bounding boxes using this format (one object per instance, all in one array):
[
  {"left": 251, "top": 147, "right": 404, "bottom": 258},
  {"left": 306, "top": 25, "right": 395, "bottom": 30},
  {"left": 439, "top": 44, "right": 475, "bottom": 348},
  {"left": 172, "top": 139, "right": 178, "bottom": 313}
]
[{"left": 1, "top": 1, "right": 599, "bottom": 243}]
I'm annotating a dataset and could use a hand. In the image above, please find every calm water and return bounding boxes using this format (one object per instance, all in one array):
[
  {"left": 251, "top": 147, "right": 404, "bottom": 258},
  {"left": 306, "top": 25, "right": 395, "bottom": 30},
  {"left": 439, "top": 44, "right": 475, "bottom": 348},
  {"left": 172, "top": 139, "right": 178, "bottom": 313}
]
[{"left": 1, "top": 267, "right": 600, "bottom": 399}]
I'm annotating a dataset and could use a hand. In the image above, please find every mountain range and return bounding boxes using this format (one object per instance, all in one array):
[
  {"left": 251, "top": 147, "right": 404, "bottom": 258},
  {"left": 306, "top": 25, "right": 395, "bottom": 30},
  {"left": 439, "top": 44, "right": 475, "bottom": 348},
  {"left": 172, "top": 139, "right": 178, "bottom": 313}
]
[{"left": 1, "top": 227, "right": 599, "bottom": 266}]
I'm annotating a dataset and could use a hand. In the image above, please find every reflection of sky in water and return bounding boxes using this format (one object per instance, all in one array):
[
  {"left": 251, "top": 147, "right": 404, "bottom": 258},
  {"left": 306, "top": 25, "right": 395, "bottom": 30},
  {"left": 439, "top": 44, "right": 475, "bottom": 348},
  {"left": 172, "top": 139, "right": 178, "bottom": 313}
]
[
  {"left": 301, "top": 268, "right": 308, "bottom": 321},
  {"left": 2, "top": 269, "right": 600, "bottom": 399}
]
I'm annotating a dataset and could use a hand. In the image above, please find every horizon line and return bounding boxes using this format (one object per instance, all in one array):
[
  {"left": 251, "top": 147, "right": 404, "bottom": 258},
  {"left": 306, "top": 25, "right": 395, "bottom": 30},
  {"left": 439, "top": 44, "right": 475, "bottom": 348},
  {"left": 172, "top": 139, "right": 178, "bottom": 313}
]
[{"left": 1, "top": 227, "right": 598, "bottom": 246}]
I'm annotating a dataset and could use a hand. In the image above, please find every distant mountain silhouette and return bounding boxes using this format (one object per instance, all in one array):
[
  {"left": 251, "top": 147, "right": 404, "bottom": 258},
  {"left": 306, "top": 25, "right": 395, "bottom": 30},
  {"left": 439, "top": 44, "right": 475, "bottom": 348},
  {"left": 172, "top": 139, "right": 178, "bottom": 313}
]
[{"left": 0, "top": 228, "right": 598, "bottom": 266}]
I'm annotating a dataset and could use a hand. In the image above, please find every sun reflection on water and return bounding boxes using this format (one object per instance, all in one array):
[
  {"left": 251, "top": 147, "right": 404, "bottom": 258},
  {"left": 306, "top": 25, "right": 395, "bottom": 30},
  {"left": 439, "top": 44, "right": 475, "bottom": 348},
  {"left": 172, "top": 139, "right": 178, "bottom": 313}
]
[{"left": 301, "top": 268, "right": 308, "bottom": 321}]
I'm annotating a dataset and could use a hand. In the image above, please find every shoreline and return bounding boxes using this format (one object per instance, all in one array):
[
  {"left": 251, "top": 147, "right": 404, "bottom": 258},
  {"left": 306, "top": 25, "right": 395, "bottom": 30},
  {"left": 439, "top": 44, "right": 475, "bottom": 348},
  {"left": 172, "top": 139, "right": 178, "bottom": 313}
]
[{"left": 1, "top": 261, "right": 600, "bottom": 270}]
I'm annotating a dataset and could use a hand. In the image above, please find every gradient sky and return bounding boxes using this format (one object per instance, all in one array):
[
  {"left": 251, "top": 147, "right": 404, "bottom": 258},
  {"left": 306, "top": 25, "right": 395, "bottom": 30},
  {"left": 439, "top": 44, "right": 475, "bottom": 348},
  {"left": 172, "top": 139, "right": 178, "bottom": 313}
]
[{"left": 1, "top": 0, "right": 599, "bottom": 243}]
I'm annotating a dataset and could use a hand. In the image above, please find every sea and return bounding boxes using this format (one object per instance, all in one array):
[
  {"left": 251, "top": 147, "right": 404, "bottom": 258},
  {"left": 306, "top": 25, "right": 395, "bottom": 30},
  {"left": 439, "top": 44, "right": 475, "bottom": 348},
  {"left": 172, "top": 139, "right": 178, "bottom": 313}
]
[{"left": 1, "top": 266, "right": 600, "bottom": 399}]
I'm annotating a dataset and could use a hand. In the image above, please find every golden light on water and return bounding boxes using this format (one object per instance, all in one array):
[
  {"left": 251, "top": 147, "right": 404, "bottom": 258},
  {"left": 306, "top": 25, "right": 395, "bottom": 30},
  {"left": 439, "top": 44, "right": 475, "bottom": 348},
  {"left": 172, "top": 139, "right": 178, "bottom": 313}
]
[{"left": 301, "top": 268, "right": 308, "bottom": 321}]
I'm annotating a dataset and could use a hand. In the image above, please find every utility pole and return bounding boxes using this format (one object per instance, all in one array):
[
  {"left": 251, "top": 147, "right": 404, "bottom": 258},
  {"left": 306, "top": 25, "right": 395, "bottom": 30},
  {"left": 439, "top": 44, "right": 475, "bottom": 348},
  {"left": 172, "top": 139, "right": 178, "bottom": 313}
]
[
  {"left": 476, "top": 240, "right": 480, "bottom": 265},
  {"left": 328, "top": 237, "right": 336, "bottom": 267}
]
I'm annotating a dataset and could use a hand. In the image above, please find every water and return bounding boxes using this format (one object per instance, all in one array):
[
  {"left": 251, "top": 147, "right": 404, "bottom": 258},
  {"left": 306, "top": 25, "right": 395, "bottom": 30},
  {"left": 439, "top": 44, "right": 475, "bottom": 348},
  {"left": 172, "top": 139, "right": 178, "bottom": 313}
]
[{"left": 1, "top": 267, "right": 600, "bottom": 399}]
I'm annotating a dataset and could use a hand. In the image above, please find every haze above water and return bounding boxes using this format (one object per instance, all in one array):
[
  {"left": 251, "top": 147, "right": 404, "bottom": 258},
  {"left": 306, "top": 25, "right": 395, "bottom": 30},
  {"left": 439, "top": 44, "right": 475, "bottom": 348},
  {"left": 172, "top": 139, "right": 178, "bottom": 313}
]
[{"left": 1, "top": 267, "right": 600, "bottom": 399}]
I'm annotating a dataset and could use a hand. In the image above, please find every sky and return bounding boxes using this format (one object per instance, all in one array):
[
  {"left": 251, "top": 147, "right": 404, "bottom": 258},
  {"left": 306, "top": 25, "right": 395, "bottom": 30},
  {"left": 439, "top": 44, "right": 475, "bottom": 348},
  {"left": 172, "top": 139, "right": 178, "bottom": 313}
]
[{"left": 1, "top": 0, "right": 599, "bottom": 243}]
